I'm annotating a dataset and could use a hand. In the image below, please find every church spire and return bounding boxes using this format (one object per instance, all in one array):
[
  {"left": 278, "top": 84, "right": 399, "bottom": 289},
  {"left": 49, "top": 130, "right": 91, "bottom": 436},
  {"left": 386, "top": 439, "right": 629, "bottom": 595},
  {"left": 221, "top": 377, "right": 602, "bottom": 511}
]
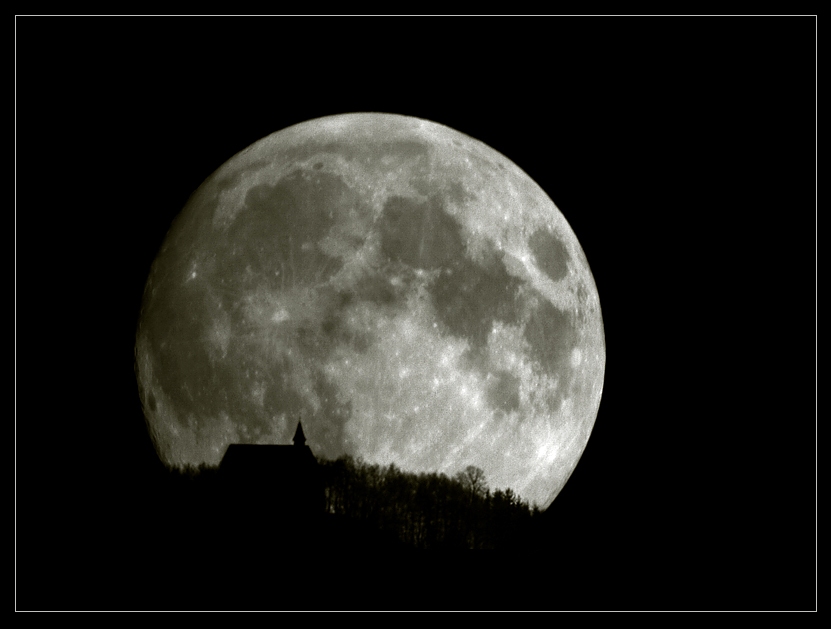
[{"left": 292, "top": 420, "right": 307, "bottom": 447}]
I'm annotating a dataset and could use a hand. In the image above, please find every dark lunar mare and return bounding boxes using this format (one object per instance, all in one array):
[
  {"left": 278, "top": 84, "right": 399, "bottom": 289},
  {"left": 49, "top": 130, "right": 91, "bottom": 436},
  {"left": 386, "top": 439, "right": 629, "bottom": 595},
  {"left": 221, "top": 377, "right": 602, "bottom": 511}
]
[
  {"left": 528, "top": 228, "right": 571, "bottom": 283},
  {"left": 224, "top": 169, "right": 346, "bottom": 293},
  {"left": 431, "top": 247, "right": 523, "bottom": 358}
]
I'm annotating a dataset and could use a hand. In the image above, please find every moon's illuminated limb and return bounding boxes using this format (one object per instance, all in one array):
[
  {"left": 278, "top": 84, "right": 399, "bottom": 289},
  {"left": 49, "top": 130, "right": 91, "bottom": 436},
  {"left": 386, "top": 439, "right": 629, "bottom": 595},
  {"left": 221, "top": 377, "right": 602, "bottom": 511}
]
[{"left": 135, "top": 113, "right": 605, "bottom": 509}]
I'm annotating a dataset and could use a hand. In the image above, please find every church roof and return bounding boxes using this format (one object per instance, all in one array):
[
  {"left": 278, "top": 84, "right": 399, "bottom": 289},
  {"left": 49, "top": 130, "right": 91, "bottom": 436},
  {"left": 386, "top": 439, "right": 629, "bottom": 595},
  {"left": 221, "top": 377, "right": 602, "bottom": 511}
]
[
  {"left": 219, "top": 423, "right": 317, "bottom": 476},
  {"left": 221, "top": 443, "right": 316, "bottom": 472}
]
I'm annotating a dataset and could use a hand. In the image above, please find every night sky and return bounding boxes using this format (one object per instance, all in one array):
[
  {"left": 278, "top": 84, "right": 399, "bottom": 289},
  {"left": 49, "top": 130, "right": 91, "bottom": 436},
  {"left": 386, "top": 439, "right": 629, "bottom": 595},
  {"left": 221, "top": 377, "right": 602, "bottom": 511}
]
[{"left": 16, "top": 17, "right": 815, "bottom": 611}]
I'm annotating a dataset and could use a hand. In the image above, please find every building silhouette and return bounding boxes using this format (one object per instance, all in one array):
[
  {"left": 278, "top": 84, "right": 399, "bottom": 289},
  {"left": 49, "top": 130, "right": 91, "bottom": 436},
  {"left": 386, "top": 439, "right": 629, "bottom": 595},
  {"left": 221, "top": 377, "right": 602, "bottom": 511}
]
[{"left": 219, "top": 421, "right": 324, "bottom": 527}]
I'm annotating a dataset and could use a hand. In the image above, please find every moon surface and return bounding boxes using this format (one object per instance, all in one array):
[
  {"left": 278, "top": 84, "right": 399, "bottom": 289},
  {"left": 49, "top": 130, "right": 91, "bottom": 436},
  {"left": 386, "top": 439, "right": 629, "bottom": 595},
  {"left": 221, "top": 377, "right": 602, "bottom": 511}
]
[{"left": 135, "top": 113, "right": 605, "bottom": 509}]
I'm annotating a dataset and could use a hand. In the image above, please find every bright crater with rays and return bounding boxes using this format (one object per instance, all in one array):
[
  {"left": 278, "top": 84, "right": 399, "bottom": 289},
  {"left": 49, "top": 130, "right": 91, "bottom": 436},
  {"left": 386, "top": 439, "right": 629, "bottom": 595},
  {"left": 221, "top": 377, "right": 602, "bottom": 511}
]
[{"left": 135, "top": 113, "right": 605, "bottom": 509}]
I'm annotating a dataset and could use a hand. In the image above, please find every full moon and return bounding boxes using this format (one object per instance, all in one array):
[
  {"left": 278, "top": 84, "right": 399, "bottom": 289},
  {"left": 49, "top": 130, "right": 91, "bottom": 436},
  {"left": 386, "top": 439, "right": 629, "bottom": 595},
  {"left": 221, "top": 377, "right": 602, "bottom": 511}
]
[{"left": 135, "top": 113, "right": 605, "bottom": 509}]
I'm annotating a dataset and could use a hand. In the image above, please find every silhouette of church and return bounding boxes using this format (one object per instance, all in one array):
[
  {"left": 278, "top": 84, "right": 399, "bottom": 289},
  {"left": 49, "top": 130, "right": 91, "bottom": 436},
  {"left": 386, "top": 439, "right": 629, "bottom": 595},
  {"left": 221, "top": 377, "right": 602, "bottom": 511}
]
[{"left": 219, "top": 421, "right": 324, "bottom": 524}]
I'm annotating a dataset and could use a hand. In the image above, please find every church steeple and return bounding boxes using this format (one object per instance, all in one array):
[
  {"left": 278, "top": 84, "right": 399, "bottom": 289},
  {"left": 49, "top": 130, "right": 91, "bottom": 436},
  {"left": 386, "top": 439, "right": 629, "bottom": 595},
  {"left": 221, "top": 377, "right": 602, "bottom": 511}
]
[{"left": 292, "top": 420, "right": 307, "bottom": 447}]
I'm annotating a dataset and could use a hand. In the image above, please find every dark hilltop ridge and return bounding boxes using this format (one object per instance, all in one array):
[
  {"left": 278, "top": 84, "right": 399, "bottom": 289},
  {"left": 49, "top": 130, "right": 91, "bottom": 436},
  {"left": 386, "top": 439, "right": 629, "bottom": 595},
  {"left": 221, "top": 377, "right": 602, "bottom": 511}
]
[
  {"left": 64, "top": 421, "right": 545, "bottom": 609},
  {"left": 151, "top": 421, "right": 541, "bottom": 558},
  {"left": 17, "top": 418, "right": 556, "bottom": 611}
]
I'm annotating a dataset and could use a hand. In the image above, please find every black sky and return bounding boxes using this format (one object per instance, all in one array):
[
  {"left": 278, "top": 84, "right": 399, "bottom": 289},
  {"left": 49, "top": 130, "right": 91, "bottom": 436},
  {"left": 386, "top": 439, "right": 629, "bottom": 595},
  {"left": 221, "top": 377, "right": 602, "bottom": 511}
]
[{"left": 16, "top": 16, "right": 815, "bottom": 611}]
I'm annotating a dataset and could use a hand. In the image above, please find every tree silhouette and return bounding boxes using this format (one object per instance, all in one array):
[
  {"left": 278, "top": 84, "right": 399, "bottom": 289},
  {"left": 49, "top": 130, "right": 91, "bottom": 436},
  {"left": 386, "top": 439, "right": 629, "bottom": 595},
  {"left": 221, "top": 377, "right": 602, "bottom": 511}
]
[
  {"left": 317, "top": 456, "right": 536, "bottom": 549},
  {"left": 455, "top": 465, "right": 488, "bottom": 497}
]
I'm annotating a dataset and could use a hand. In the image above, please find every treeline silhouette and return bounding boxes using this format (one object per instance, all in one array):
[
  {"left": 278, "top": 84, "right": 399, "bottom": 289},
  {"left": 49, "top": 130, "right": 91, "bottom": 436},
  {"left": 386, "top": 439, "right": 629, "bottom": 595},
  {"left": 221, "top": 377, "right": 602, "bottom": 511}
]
[
  {"left": 157, "top": 456, "right": 540, "bottom": 550},
  {"left": 319, "top": 456, "right": 539, "bottom": 549}
]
